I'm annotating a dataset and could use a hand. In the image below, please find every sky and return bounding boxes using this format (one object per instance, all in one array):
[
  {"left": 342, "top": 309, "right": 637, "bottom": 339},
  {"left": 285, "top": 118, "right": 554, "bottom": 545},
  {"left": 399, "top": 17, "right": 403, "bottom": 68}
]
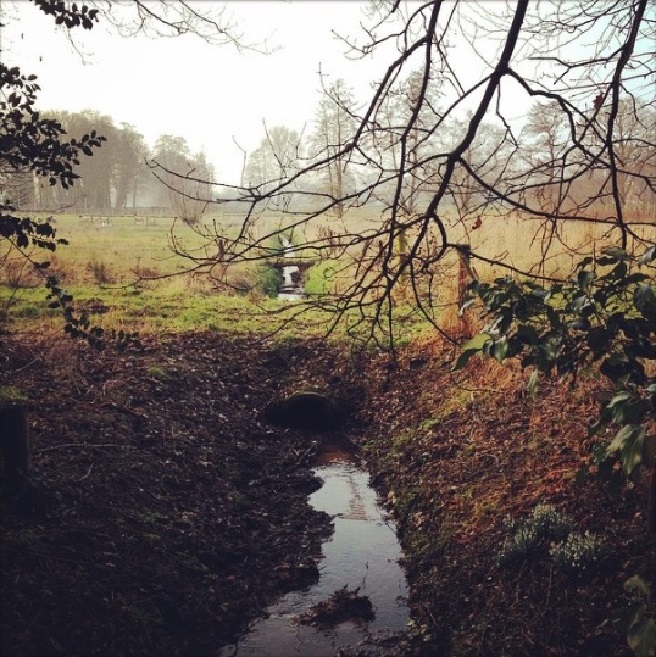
[
  {"left": 1, "top": 1, "right": 396, "bottom": 185},
  {"left": 6, "top": 1, "right": 647, "bottom": 189}
]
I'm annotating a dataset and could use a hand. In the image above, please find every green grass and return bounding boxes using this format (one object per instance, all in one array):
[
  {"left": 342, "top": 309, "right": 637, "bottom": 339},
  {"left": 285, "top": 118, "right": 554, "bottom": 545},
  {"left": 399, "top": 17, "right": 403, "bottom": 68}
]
[
  {"left": 9, "top": 205, "right": 647, "bottom": 344},
  {"left": 0, "top": 211, "right": 440, "bottom": 341},
  {"left": 1, "top": 280, "right": 436, "bottom": 344}
]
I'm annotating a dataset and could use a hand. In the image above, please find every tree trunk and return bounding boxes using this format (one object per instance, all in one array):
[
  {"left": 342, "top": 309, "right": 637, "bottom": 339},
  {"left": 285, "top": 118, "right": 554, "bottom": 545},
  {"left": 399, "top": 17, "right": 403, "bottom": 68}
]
[
  {"left": 648, "top": 463, "right": 656, "bottom": 536},
  {"left": 0, "top": 403, "right": 31, "bottom": 489}
]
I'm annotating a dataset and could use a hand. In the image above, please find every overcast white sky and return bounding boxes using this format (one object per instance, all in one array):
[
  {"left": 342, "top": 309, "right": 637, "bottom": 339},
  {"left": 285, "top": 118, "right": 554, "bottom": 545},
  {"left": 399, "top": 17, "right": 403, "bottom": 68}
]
[
  {"left": 1, "top": 1, "right": 400, "bottom": 185},
  {"left": 5, "top": 1, "right": 639, "bottom": 188}
]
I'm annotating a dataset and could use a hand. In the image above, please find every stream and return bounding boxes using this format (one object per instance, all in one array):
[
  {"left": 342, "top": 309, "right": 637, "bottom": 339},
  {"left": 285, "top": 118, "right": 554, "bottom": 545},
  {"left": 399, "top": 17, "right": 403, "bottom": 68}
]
[
  {"left": 218, "top": 445, "right": 409, "bottom": 657},
  {"left": 278, "top": 237, "right": 304, "bottom": 300}
]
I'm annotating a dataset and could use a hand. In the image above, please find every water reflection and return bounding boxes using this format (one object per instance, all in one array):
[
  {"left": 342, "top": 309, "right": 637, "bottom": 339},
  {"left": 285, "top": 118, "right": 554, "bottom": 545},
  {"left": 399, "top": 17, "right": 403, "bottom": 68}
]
[{"left": 218, "top": 449, "right": 408, "bottom": 657}]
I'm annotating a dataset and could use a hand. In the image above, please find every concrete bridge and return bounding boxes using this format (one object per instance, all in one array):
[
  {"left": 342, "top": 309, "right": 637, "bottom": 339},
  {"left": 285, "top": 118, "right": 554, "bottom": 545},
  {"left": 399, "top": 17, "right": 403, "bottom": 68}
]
[{"left": 265, "top": 257, "right": 317, "bottom": 272}]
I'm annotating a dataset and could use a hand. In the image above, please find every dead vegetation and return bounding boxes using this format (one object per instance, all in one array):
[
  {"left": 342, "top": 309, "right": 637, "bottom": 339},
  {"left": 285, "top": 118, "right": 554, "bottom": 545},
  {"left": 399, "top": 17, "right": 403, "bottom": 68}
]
[{"left": 1, "top": 329, "right": 654, "bottom": 656}]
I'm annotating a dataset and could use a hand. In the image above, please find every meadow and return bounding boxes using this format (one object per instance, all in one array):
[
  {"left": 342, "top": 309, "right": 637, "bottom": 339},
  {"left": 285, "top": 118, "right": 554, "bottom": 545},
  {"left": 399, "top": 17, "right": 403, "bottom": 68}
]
[{"left": 1, "top": 208, "right": 653, "bottom": 341}]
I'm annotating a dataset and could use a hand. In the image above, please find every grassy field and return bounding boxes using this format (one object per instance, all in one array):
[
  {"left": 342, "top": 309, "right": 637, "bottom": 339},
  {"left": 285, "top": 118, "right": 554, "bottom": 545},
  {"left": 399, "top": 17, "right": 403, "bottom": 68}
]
[
  {"left": 0, "top": 211, "right": 432, "bottom": 344},
  {"left": 1, "top": 208, "right": 653, "bottom": 341}
]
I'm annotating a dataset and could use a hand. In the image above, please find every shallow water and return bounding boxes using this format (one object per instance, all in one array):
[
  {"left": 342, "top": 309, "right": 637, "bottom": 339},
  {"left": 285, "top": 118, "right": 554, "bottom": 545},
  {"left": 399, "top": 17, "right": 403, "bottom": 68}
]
[{"left": 218, "top": 448, "right": 409, "bottom": 657}]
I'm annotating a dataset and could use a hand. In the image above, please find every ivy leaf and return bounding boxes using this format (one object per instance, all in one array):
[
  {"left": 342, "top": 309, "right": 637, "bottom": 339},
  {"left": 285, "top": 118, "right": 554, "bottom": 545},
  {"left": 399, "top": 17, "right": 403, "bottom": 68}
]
[
  {"left": 608, "top": 425, "right": 645, "bottom": 475},
  {"left": 625, "top": 575, "right": 651, "bottom": 597},
  {"left": 628, "top": 615, "right": 656, "bottom": 657},
  {"left": 638, "top": 245, "right": 655, "bottom": 264},
  {"left": 453, "top": 333, "right": 492, "bottom": 370},
  {"left": 527, "top": 369, "right": 539, "bottom": 399},
  {"left": 516, "top": 323, "right": 540, "bottom": 345},
  {"left": 577, "top": 269, "right": 595, "bottom": 290},
  {"left": 601, "top": 246, "right": 630, "bottom": 261},
  {"left": 633, "top": 285, "right": 656, "bottom": 317},
  {"left": 491, "top": 338, "right": 508, "bottom": 362}
]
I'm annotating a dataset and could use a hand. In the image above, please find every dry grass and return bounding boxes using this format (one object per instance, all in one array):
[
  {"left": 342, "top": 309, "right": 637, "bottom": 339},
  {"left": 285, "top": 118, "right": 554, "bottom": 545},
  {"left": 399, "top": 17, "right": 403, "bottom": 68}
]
[{"left": 1, "top": 208, "right": 652, "bottom": 341}]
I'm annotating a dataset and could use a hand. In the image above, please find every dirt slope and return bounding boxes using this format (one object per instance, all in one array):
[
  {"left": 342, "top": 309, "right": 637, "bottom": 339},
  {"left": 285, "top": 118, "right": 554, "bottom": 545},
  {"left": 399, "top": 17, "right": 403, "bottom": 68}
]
[{"left": 1, "top": 331, "right": 653, "bottom": 656}]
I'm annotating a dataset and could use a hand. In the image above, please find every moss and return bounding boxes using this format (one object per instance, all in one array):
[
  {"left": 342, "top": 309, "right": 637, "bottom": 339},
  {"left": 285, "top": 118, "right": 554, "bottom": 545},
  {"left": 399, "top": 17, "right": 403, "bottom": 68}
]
[
  {"left": 146, "top": 365, "right": 171, "bottom": 381},
  {"left": 0, "top": 385, "right": 28, "bottom": 403}
]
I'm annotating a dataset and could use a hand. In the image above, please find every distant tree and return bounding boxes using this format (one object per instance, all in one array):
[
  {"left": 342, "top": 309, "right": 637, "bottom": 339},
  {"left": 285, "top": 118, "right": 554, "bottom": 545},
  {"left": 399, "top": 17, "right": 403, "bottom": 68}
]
[
  {"left": 151, "top": 134, "right": 191, "bottom": 209},
  {"left": 149, "top": 136, "right": 217, "bottom": 223},
  {"left": 520, "top": 100, "right": 568, "bottom": 209},
  {"left": 112, "top": 123, "right": 149, "bottom": 211},
  {"left": 309, "top": 79, "right": 359, "bottom": 220},
  {"left": 70, "top": 111, "right": 116, "bottom": 210},
  {"left": 243, "top": 125, "right": 303, "bottom": 210}
]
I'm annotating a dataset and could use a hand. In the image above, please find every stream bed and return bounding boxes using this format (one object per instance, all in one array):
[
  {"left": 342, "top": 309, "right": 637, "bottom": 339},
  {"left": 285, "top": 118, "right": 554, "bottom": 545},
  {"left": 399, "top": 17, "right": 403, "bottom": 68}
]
[{"left": 219, "top": 445, "right": 409, "bottom": 657}]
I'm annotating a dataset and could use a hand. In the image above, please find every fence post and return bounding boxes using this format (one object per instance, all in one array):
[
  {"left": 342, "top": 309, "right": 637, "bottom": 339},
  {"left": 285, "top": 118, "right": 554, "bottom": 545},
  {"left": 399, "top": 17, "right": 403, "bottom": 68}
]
[
  {"left": 456, "top": 244, "right": 477, "bottom": 337},
  {"left": 0, "top": 403, "right": 31, "bottom": 491}
]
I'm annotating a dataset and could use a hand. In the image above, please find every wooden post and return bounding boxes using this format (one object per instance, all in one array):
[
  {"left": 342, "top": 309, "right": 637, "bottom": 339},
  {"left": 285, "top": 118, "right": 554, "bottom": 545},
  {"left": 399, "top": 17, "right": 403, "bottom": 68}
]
[
  {"left": 648, "top": 465, "right": 656, "bottom": 536},
  {"left": 0, "top": 403, "right": 31, "bottom": 490},
  {"left": 456, "top": 244, "right": 477, "bottom": 337},
  {"left": 456, "top": 245, "right": 471, "bottom": 310}
]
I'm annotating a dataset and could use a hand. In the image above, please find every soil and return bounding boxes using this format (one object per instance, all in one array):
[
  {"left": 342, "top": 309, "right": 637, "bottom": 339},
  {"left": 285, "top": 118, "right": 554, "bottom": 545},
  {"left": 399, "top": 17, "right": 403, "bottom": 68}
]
[{"left": 1, "top": 330, "right": 654, "bottom": 657}]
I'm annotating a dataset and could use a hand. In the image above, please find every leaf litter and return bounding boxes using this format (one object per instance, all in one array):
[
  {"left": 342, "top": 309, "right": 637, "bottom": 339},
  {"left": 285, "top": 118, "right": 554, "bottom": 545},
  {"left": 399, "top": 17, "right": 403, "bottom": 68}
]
[{"left": 1, "top": 330, "right": 653, "bottom": 656}]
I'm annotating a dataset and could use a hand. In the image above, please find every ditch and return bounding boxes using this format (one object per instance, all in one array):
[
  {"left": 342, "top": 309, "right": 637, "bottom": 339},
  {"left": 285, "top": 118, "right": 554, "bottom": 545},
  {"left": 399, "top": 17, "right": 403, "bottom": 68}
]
[{"left": 219, "top": 443, "right": 409, "bottom": 657}]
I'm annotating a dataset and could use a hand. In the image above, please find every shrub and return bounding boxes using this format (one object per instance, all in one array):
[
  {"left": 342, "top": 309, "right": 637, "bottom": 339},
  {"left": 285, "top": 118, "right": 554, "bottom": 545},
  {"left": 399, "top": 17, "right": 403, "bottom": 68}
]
[
  {"left": 497, "top": 504, "right": 573, "bottom": 566},
  {"left": 305, "top": 260, "right": 338, "bottom": 296},
  {"left": 550, "top": 530, "right": 603, "bottom": 572},
  {"left": 255, "top": 265, "right": 283, "bottom": 298}
]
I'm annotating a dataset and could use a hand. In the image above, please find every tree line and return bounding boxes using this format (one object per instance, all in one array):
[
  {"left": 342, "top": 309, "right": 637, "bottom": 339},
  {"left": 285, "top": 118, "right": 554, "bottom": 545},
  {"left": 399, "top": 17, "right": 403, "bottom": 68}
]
[
  {"left": 0, "top": 110, "right": 215, "bottom": 216},
  {"left": 4, "top": 79, "right": 653, "bottom": 222},
  {"left": 232, "top": 77, "right": 656, "bottom": 220}
]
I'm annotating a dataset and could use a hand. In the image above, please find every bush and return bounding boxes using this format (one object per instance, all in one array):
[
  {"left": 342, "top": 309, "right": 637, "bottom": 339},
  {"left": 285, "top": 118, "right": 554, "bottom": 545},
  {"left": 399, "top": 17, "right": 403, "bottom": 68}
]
[
  {"left": 255, "top": 265, "right": 283, "bottom": 298},
  {"left": 497, "top": 504, "right": 573, "bottom": 566},
  {"left": 305, "top": 260, "right": 338, "bottom": 296},
  {"left": 550, "top": 530, "right": 603, "bottom": 572}
]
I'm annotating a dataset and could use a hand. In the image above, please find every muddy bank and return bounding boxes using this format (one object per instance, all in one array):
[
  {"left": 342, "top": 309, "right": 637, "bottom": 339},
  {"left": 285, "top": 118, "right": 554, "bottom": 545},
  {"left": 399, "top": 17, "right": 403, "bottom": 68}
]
[
  {"left": 1, "top": 330, "right": 653, "bottom": 656},
  {"left": 1, "top": 332, "right": 342, "bottom": 656}
]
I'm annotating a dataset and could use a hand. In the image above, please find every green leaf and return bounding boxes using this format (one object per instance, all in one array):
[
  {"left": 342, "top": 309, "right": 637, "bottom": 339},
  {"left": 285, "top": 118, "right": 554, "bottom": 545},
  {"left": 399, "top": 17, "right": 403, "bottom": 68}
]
[
  {"left": 624, "top": 575, "right": 651, "bottom": 598},
  {"left": 608, "top": 391, "right": 631, "bottom": 408},
  {"left": 453, "top": 334, "right": 492, "bottom": 370},
  {"left": 492, "top": 338, "right": 508, "bottom": 362},
  {"left": 602, "top": 246, "right": 630, "bottom": 261},
  {"left": 516, "top": 323, "right": 540, "bottom": 345},
  {"left": 577, "top": 269, "right": 595, "bottom": 289},
  {"left": 587, "top": 326, "right": 612, "bottom": 353},
  {"left": 527, "top": 369, "right": 539, "bottom": 399},
  {"left": 577, "top": 256, "right": 594, "bottom": 269},
  {"left": 634, "top": 285, "right": 656, "bottom": 317},
  {"left": 608, "top": 425, "right": 645, "bottom": 475},
  {"left": 546, "top": 305, "right": 561, "bottom": 330},
  {"left": 628, "top": 616, "right": 656, "bottom": 657}
]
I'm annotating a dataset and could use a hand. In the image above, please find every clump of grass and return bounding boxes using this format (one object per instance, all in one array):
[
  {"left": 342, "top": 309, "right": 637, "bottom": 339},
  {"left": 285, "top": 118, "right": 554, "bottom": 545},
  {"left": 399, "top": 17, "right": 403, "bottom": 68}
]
[
  {"left": 88, "top": 258, "right": 114, "bottom": 284},
  {"left": 0, "top": 385, "right": 28, "bottom": 402},
  {"left": 549, "top": 530, "right": 604, "bottom": 572},
  {"left": 255, "top": 264, "right": 283, "bottom": 298}
]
